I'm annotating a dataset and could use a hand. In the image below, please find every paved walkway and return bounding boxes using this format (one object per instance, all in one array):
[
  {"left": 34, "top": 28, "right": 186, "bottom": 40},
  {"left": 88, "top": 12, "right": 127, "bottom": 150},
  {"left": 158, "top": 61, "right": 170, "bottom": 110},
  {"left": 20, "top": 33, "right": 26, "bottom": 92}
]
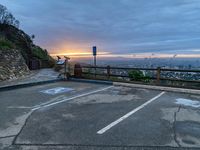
[{"left": 0, "top": 69, "right": 60, "bottom": 88}]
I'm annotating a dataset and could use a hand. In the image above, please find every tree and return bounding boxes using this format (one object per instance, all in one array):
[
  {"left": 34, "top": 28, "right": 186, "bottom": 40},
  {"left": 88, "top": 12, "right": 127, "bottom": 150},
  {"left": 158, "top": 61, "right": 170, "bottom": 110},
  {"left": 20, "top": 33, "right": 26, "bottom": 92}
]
[
  {"left": 14, "top": 20, "right": 20, "bottom": 28},
  {"left": 0, "top": 4, "right": 20, "bottom": 28},
  {"left": 0, "top": 5, "right": 6, "bottom": 23},
  {"left": 31, "top": 34, "right": 35, "bottom": 40}
]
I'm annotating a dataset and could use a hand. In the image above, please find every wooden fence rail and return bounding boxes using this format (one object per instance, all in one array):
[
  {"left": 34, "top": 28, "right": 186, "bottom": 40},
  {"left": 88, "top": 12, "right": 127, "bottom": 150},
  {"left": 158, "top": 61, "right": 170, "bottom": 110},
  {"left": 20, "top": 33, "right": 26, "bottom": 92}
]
[{"left": 74, "top": 65, "right": 200, "bottom": 86}]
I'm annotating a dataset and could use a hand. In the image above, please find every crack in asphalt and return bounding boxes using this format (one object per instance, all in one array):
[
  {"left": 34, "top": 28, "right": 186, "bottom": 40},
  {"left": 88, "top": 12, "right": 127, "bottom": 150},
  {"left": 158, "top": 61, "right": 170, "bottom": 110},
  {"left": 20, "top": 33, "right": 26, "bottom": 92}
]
[
  {"left": 11, "top": 110, "right": 35, "bottom": 145},
  {"left": 0, "top": 111, "right": 35, "bottom": 149},
  {"left": 0, "top": 135, "right": 16, "bottom": 139},
  {"left": 8, "top": 95, "right": 73, "bottom": 145},
  {"left": 173, "top": 106, "right": 181, "bottom": 147}
]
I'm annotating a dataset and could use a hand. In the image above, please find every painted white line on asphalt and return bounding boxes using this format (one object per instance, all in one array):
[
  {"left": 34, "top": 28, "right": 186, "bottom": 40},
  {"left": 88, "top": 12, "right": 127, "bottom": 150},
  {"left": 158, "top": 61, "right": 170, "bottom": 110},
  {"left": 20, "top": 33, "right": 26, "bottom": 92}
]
[
  {"left": 97, "top": 91, "right": 165, "bottom": 134},
  {"left": 7, "top": 106, "right": 33, "bottom": 109},
  {"left": 32, "top": 95, "right": 67, "bottom": 109},
  {"left": 32, "top": 86, "right": 114, "bottom": 111}
]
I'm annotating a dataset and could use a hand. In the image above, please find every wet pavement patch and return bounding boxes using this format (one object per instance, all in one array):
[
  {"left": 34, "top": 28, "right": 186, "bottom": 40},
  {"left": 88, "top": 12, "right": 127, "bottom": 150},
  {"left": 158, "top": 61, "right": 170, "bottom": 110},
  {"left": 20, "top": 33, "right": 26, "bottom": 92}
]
[
  {"left": 175, "top": 98, "right": 200, "bottom": 108},
  {"left": 176, "top": 121, "right": 200, "bottom": 146},
  {"left": 40, "top": 87, "right": 74, "bottom": 95}
]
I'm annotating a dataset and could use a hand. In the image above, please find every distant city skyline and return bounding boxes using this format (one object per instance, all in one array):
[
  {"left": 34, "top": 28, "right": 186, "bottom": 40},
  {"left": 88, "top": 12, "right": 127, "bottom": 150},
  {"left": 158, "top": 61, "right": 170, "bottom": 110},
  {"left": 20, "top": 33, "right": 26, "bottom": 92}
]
[{"left": 1, "top": 0, "right": 200, "bottom": 58}]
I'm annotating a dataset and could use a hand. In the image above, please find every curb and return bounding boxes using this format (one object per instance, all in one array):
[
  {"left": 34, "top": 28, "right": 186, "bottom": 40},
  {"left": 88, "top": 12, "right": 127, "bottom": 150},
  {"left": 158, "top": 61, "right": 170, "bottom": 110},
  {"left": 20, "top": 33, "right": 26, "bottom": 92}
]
[
  {"left": 114, "top": 82, "right": 200, "bottom": 95},
  {"left": 69, "top": 78, "right": 113, "bottom": 85},
  {"left": 0, "top": 79, "right": 63, "bottom": 92}
]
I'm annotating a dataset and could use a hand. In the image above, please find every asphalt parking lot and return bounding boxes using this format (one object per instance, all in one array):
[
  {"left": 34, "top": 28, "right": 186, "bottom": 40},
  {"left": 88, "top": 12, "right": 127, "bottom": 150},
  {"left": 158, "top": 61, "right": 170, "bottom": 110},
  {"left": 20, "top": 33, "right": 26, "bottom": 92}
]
[{"left": 0, "top": 81, "right": 200, "bottom": 150}]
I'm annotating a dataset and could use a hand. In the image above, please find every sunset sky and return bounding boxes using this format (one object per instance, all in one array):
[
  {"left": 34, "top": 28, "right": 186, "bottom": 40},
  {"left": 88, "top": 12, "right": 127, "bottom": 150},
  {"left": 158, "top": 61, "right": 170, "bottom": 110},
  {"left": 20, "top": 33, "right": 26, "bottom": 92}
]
[{"left": 1, "top": 0, "right": 200, "bottom": 58}]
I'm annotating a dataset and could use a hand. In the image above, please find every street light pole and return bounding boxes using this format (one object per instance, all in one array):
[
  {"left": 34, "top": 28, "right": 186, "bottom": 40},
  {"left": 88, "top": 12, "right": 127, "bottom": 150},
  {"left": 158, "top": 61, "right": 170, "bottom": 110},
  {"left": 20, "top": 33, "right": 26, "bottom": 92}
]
[{"left": 94, "top": 55, "right": 96, "bottom": 67}]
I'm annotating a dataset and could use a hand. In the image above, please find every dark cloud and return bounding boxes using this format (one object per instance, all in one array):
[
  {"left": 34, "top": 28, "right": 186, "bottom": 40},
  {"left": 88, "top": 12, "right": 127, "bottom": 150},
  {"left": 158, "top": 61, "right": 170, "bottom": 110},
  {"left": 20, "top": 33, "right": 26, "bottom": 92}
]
[{"left": 1, "top": 0, "right": 200, "bottom": 54}]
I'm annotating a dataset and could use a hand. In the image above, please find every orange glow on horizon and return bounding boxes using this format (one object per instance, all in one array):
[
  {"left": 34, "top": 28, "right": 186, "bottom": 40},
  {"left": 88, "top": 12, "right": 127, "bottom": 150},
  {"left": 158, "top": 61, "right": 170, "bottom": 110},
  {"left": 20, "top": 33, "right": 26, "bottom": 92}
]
[
  {"left": 50, "top": 52, "right": 200, "bottom": 59},
  {"left": 49, "top": 41, "right": 200, "bottom": 59},
  {"left": 50, "top": 51, "right": 110, "bottom": 57}
]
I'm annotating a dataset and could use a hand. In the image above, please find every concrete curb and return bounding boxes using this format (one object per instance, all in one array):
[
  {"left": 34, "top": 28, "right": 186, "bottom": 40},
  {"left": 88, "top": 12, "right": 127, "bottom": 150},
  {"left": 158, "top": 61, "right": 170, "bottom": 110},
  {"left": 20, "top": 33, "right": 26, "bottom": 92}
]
[
  {"left": 70, "top": 78, "right": 113, "bottom": 85},
  {"left": 0, "top": 78, "right": 112, "bottom": 92},
  {"left": 0, "top": 79, "right": 63, "bottom": 92},
  {"left": 1, "top": 77, "right": 199, "bottom": 95},
  {"left": 113, "top": 82, "right": 200, "bottom": 95}
]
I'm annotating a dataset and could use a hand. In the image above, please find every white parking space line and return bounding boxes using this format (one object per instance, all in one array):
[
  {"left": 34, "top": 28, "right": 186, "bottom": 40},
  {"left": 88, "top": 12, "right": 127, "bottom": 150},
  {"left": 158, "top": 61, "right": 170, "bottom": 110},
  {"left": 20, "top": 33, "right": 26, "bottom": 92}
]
[
  {"left": 32, "top": 86, "right": 114, "bottom": 111},
  {"left": 97, "top": 91, "right": 165, "bottom": 134},
  {"left": 7, "top": 106, "right": 33, "bottom": 109}
]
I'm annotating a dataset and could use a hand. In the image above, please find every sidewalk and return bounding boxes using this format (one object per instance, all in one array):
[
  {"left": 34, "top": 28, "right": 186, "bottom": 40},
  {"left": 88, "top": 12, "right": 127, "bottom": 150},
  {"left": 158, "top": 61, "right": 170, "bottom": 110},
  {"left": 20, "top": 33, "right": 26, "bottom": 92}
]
[{"left": 0, "top": 69, "right": 60, "bottom": 88}]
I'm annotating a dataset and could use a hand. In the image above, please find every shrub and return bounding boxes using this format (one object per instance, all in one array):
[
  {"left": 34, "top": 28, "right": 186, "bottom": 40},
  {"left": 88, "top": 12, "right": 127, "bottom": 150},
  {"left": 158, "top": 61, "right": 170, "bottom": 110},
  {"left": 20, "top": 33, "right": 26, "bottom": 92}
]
[
  {"left": 128, "top": 70, "right": 150, "bottom": 82},
  {"left": 0, "top": 38, "right": 15, "bottom": 49},
  {"left": 32, "top": 46, "right": 49, "bottom": 60},
  {"left": 31, "top": 46, "right": 56, "bottom": 68}
]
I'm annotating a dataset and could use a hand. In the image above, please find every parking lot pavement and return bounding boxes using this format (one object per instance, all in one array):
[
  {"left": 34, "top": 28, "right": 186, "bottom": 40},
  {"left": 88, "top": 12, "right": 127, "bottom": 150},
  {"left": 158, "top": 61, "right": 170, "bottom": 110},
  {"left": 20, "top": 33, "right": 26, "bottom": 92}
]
[
  {"left": 0, "top": 81, "right": 109, "bottom": 148},
  {"left": 1, "top": 82, "right": 200, "bottom": 150},
  {"left": 0, "top": 69, "right": 60, "bottom": 88}
]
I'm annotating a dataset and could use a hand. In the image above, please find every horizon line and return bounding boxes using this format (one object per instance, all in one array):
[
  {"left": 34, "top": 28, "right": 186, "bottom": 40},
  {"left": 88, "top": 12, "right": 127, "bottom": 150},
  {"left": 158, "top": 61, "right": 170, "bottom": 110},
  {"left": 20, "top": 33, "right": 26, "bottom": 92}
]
[{"left": 50, "top": 53, "right": 200, "bottom": 59}]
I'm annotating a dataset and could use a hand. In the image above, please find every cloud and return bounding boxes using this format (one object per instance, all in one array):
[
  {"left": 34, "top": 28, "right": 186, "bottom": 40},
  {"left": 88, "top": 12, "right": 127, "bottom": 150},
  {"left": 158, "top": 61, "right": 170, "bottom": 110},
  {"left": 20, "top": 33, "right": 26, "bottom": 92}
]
[{"left": 1, "top": 0, "right": 200, "bottom": 55}]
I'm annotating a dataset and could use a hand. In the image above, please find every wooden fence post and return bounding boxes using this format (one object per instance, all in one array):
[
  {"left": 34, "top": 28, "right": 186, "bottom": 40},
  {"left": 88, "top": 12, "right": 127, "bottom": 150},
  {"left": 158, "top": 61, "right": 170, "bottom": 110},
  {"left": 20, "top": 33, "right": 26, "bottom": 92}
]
[
  {"left": 156, "top": 67, "right": 161, "bottom": 85},
  {"left": 107, "top": 65, "right": 110, "bottom": 79}
]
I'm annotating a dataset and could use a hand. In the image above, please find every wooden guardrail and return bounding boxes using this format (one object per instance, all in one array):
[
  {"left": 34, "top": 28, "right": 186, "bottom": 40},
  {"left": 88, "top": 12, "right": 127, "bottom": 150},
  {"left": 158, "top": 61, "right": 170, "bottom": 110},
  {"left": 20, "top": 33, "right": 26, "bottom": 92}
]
[{"left": 74, "top": 64, "right": 200, "bottom": 88}]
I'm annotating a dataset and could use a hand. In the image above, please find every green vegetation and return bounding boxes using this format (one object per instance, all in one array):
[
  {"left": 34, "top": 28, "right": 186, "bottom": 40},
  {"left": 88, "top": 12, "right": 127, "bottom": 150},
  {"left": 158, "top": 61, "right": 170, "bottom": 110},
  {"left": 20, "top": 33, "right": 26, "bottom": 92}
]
[
  {"left": 0, "top": 24, "right": 55, "bottom": 68},
  {"left": 0, "top": 38, "right": 14, "bottom": 49},
  {"left": 0, "top": 4, "right": 55, "bottom": 69},
  {"left": 32, "top": 46, "right": 48, "bottom": 60},
  {"left": 128, "top": 70, "right": 150, "bottom": 82}
]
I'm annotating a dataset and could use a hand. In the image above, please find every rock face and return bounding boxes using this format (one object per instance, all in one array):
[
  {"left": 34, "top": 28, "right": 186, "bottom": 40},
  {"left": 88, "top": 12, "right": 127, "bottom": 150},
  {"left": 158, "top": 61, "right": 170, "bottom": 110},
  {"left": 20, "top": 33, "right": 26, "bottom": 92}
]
[
  {"left": 0, "top": 24, "right": 55, "bottom": 71},
  {"left": 0, "top": 49, "right": 30, "bottom": 81}
]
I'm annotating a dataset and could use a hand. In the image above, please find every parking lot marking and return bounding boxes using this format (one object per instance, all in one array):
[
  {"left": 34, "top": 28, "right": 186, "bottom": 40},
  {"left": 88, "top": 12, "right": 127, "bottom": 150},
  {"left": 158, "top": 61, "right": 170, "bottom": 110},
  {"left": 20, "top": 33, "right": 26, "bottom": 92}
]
[
  {"left": 97, "top": 91, "right": 165, "bottom": 134},
  {"left": 32, "top": 86, "right": 114, "bottom": 111},
  {"left": 7, "top": 106, "right": 33, "bottom": 109},
  {"left": 40, "top": 87, "right": 74, "bottom": 95}
]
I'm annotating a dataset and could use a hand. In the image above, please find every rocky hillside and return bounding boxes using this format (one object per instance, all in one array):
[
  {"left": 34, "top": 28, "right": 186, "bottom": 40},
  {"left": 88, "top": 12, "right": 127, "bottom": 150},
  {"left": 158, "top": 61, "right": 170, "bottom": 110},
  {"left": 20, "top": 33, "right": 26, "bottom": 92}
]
[
  {"left": 0, "top": 24, "right": 55, "bottom": 66},
  {"left": 0, "top": 4, "right": 55, "bottom": 81},
  {"left": 0, "top": 49, "right": 30, "bottom": 81},
  {"left": 0, "top": 24, "right": 56, "bottom": 81},
  {"left": 0, "top": 24, "right": 55, "bottom": 81},
  {"left": 0, "top": 24, "right": 32, "bottom": 61}
]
